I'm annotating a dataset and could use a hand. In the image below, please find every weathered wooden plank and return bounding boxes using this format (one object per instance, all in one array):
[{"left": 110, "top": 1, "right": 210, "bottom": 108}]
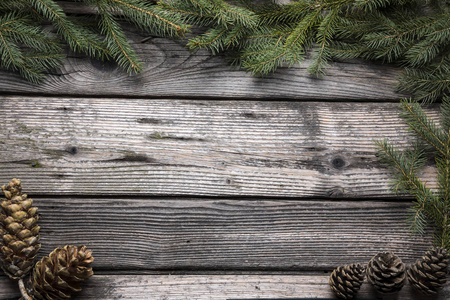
[
  {"left": 0, "top": 96, "right": 437, "bottom": 197},
  {"left": 1, "top": 198, "right": 432, "bottom": 271},
  {"left": 0, "top": 26, "right": 405, "bottom": 100},
  {"left": 1, "top": 274, "right": 448, "bottom": 299}
]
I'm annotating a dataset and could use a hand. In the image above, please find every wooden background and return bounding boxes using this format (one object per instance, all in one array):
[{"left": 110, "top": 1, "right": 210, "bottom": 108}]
[{"left": 0, "top": 6, "right": 449, "bottom": 300}]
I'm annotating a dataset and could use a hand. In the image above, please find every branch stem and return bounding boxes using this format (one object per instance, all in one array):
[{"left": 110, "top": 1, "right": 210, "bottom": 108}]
[{"left": 18, "top": 279, "right": 32, "bottom": 300}]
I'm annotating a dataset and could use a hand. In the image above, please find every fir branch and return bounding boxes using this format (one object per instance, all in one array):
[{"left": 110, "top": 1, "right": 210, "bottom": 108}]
[
  {"left": 0, "top": 11, "right": 62, "bottom": 82},
  {"left": 242, "top": 7, "right": 323, "bottom": 76},
  {"left": 211, "top": 0, "right": 258, "bottom": 29},
  {"left": 257, "top": 1, "right": 311, "bottom": 25},
  {"left": 234, "top": 0, "right": 260, "bottom": 11},
  {"left": 399, "top": 98, "right": 447, "bottom": 155},
  {"left": 187, "top": 26, "right": 230, "bottom": 53},
  {"left": 376, "top": 139, "right": 433, "bottom": 235},
  {"left": 159, "top": 0, "right": 449, "bottom": 100},
  {"left": 0, "top": 0, "right": 30, "bottom": 11},
  {"left": 0, "top": 24, "right": 24, "bottom": 70},
  {"left": 377, "top": 97, "right": 450, "bottom": 249},
  {"left": 406, "top": 28, "right": 450, "bottom": 68},
  {"left": 0, "top": 0, "right": 448, "bottom": 94},
  {"left": 107, "top": 0, "right": 188, "bottom": 36},
  {"left": 22, "top": 52, "right": 62, "bottom": 70},
  {"left": 0, "top": 0, "right": 191, "bottom": 81},
  {"left": 399, "top": 67, "right": 450, "bottom": 103},
  {"left": 437, "top": 153, "right": 450, "bottom": 207},
  {"left": 360, "top": 12, "right": 410, "bottom": 62},
  {"left": 241, "top": 43, "right": 299, "bottom": 75},
  {"left": 95, "top": 0, "right": 142, "bottom": 73},
  {"left": 284, "top": 10, "right": 322, "bottom": 51},
  {"left": 29, "top": 0, "right": 107, "bottom": 59},
  {"left": 1, "top": 15, "right": 61, "bottom": 53},
  {"left": 163, "top": 0, "right": 260, "bottom": 67},
  {"left": 158, "top": 1, "right": 216, "bottom": 27},
  {"left": 440, "top": 94, "right": 450, "bottom": 132},
  {"left": 353, "top": 0, "right": 410, "bottom": 12},
  {"left": 308, "top": 9, "right": 340, "bottom": 76}
]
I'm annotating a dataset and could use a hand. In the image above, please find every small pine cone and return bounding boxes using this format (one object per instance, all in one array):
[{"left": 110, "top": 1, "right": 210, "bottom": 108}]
[
  {"left": 367, "top": 251, "right": 406, "bottom": 293},
  {"left": 329, "top": 263, "right": 365, "bottom": 299},
  {"left": 0, "top": 178, "right": 40, "bottom": 279},
  {"left": 407, "top": 247, "right": 448, "bottom": 295},
  {"left": 31, "top": 245, "right": 94, "bottom": 300}
]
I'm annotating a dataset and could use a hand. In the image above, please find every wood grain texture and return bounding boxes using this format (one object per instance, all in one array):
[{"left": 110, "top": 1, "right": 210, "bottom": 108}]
[
  {"left": 0, "top": 96, "right": 438, "bottom": 197},
  {"left": 0, "top": 26, "right": 406, "bottom": 100},
  {"left": 0, "top": 197, "right": 432, "bottom": 271},
  {"left": 1, "top": 274, "right": 448, "bottom": 299}
]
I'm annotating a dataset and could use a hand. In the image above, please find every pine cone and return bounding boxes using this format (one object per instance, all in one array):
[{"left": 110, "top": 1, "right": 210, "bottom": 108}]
[
  {"left": 367, "top": 251, "right": 406, "bottom": 293},
  {"left": 31, "top": 245, "right": 94, "bottom": 300},
  {"left": 329, "top": 263, "right": 365, "bottom": 299},
  {"left": 0, "top": 178, "right": 40, "bottom": 279},
  {"left": 407, "top": 247, "right": 448, "bottom": 295}
]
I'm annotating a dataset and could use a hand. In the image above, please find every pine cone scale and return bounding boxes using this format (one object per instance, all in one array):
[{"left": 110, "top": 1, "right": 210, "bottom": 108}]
[
  {"left": 10, "top": 240, "right": 28, "bottom": 252},
  {"left": 329, "top": 263, "right": 365, "bottom": 299},
  {"left": 25, "top": 235, "right": 39, "bottom": 245},
  {"left": 408, "top": 247, "right": 448, "bottom": 295},
  {"left": 32, "top": 245, "right": 94, "bottom": 299},
  {"left": 0, "top": 179, "right": 40, "bottom": 279},
  {"left": 367, "top": 251, "right": 406, "bottom": 293},
  {"left": 6, "top": 222, "right": 22, "bottom": 233}
]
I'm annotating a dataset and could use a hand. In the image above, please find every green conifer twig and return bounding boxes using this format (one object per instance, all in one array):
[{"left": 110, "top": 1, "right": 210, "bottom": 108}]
[
  {"left": 0, "top": 0, "right": 187, "bottom": 81},
  {"left": 160, "top": 0, "right": 449, "bottom": 101},
  {"left": 1, "top": 0, "right": 449, "bottom": 100},
  {"left": 377, "top": 98, "right": 450, "bottom": 250}
]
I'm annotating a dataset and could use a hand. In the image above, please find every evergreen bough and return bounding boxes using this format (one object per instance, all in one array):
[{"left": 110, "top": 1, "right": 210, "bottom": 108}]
[
  {"left": 376, "top": 96, "right": 450, "bottom": 250},
  {"left": 0, "top": 0, "right": 187, "bottom": 82},
  {"left": 0, "top": 0, "right": 448, "bottom": 101},
  {"left": 160, "top": 0, "right": 449, "bottom": 102}
]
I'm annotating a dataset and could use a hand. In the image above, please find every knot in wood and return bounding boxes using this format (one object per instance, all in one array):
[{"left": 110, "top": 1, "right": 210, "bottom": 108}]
[
  {"left": 66, "top": 146, "right": 78, "bottom": 155},
  {"left": 331, "top": 157, "right": 345, "bottom": 169}
]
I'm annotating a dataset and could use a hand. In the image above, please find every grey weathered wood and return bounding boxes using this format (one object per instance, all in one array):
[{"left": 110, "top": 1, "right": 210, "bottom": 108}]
[
  {"left": 0, "top": 3, "right": 441, "bottom": 299},
  {"left": 3, "top": 197, "right": 432, "bottom": 271},
  {"left": 1, "top": 274, "right": 448, "bottom": 299},
  {"left": 0, "top": 26, "right": 405, "bottom": 100},
  {"left": 0, "top": 96, "right": 438, "bottom": 197}
]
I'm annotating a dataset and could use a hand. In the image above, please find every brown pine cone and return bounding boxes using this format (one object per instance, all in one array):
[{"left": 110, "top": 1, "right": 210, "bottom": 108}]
[
  {"left": 367, "top": 251, "right": 406, "bottom": 293},
  {"left": 329, "top": 263, "right": 365, "bottom": 299},
  {"left": 31, "top": 245, "right": 94, "bottom": 300},
  {"left": 408, "top": 247, "right": 448, "bottom": 295},
  {"left": 0, "top": 178, "right": 40, "bottom": 279}
]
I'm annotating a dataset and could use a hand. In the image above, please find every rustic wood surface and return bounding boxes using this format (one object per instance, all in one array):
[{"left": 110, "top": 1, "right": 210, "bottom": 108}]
[
  {"left": 22, "top": 198, "right": 432, "bottom": 270},
  {"left": 0, "top": 96, "right": 439, "bottom": 198},
  {"left": 0, "top": 26, "right": 406, "bottom": 100},
  {"left": 1, "top": 274, "right": 449, "bottom": 299},
  {"left": 0, "top": 4, "right": 447, "bottom": 297}
]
